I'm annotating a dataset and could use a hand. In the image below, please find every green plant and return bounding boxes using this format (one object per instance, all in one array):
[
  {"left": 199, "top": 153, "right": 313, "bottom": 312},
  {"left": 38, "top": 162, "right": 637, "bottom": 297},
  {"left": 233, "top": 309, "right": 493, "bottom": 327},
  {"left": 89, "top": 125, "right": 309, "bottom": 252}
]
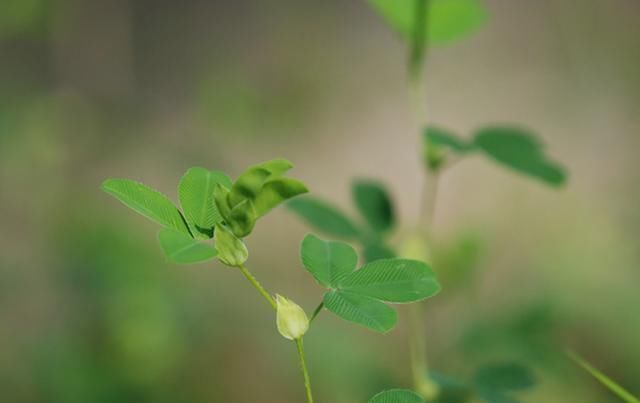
[
  {"left": 102, "top": 158, "right": 441, "bottom": 403},
  {"left": 290, "top": 0, "right": 567, "bottom": 401}
]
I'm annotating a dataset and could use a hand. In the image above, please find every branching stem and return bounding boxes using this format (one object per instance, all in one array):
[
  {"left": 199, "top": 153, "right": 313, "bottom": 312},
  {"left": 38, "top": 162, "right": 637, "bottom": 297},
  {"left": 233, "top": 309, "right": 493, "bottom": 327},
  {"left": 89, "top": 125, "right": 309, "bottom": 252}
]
[{"left": 237, "top": 264, "right": 276, "bottom": 310}]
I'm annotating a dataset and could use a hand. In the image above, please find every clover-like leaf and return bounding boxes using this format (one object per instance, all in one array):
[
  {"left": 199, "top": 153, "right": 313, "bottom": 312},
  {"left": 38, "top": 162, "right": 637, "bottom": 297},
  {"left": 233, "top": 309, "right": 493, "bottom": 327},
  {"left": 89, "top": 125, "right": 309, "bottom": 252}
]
[
  {"left": 253, "top": 177, "right": 308, "bottom": 217},
  {"left": 300, "top": 234, "right": 358, "bottom": 287},
  {"left": 338, "top": 259, "right": 440, "bottom": 303},
  {"left": 352, "top": 180, "right": 395, "bottom": 233},
  {"left": 472, "top": 127, "right": 567, "bottom": 186},
  {"left": 178, "top": 167, "right": 232, "bottom": 239},
  {"left": 368, "top": 0, "right": 487, "bottom": 44},
  {"left": 288, "top": 197, "right": 361, "bottom": 238},
  {"left": 102, "top": 178, "right": 190, "bottom": 235},
  {"left": 158, "top": 228, "right": 217, "bottom": 264},
  {"left": 323, "top": 290, "right": 397, "bottom": 333},
  {"left": 368, "top": 389, "right": 425, "bottom": 403}
]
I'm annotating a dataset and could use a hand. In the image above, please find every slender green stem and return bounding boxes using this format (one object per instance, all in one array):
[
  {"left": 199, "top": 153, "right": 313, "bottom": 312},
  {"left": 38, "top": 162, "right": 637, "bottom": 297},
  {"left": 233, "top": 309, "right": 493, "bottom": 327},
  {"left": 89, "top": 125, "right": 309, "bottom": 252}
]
[
  {"left": 296, "top": 338, "right": 314, "bottom": 403},
  {"left": 310, "top": 301, "right": 324, "bottom": 323},
  {"left": 237, "top": 264, "right": 276, "bottom": 310}
]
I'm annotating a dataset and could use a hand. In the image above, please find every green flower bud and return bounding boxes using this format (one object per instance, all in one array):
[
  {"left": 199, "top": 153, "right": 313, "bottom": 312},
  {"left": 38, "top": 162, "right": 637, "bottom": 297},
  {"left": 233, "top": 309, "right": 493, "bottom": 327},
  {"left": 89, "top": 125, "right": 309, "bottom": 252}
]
[
  {"left": 275, "top": 294, "right": 309, "bottom": 341},
  {"left": 214, "top": 224, "right": 248, "bottom": 267}
]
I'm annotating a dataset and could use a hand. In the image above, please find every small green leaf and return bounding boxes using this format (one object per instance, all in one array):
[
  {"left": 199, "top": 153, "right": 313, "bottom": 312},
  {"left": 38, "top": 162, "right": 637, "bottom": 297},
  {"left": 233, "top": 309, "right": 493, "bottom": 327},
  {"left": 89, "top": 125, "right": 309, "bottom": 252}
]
[
  {"left": 338, "top": 259, "right": 440, "bottom": 303},
  {"left": 214, "top": 224, "right": 248, "bottom": 267},
  {"left": 425, "top": 126, "right": 474, "bottom": 153},
  {"left": 158, "top": 228, "right": 217, "bottom": 264},
  {"left": 323, "top": 290, "right": 397, "bottom": 333},
  {"left": 102, "top": 178, "right": 190, "bottom": 235},
  {"left": 352, "top": 180, "right": 395, "bottom": 233},
  {"left": 228, "top": 199, "right": 258, "bottom": 238},
  {"left": 473, "top": 127, "right": 567, "bottom": 186},
  {"left": 300, "top": 234, "right": 358, "bottom": 287},
  {"left": 229, "top": 158, "right": 293, "bottom": 206},
  {"left": 253, "top": 177, "right": 308, "bottom": 217},
  {"left": 369, "top": 389, "right": 425, "bottom": 403},
  {"left": 475, "top": 390, "right": 519, "bottom": 403},
  {"left": 473, "top": 363, "right": 535, "bottom": 391},
  {"left": 368, "top": 0, "right": 487, "bottom": 44},
  {"left": 178, "top": 167, "right": 232, "bottom": 239},
  {"left": 568, "top": 350, "right": 640, "bottom": 403},
  {"left": 288, "top": 197, "right": 361, "bottom": 238}
]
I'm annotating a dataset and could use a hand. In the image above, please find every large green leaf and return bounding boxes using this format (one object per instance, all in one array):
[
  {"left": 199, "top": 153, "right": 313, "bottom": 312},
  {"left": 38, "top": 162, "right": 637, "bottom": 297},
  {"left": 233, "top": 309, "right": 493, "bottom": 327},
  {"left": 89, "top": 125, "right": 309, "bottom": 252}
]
[
  {"left": 253, "top": 177, "right": 308, "bottom": 217},
  {"left": 323, "top": 290, "right": 397, "bottom": 333},
  {"left": 473, "top": 127, "right": 567, "bottom": 186},
  {"left": 288, "top": 197, "right": 361, "bottom": 238},
  {"left": 352, "top": 180, "right": 395, "bottom": 233},
  {"left": 178, "top": 167, "right": 232, "bottom": 239},
  {"left": 368, "top": 0, "right": 487, "bottom": 44},
  {"left": 102, "top": 178, "right": 190, "bottom": 235},
  {"left": 338, "top": 259, "right": 440, "bottom": 303},
  {"left": 158, "top": 228, "right": 217, "bottom": 264},
  {"left": 300, "top": 234, "right": 358, "bottom": 287},
  {"left": 369, "top": 389, "right": 425, "bottom": 403},
  {"left": 568, "top": 351, "right": 640, "bottom": 403}
]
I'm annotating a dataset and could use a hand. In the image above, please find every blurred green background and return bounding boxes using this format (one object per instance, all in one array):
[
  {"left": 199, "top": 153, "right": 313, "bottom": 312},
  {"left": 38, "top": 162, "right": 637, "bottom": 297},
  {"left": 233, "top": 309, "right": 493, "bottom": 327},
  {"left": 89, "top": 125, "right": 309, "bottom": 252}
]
[{"left": 1, "top": 0, "right": 639, "bottom": 402}]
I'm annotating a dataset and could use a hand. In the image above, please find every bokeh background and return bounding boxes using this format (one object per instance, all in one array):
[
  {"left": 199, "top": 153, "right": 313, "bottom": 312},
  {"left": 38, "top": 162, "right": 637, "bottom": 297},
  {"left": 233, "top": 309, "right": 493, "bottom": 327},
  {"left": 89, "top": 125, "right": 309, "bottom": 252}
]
[{"left": 1, "top": 0, "right": 639, "bottom": 402}]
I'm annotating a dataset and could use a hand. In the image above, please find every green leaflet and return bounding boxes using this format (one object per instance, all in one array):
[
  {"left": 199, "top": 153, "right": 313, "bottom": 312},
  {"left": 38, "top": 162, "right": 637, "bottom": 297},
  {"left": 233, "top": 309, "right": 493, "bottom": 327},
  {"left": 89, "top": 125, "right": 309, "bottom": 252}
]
[
  {"left": 473, "top": 127, "right": 567, "bottom": 186},
  {"left": 338, "top": 258, "right": 440, "bottom": 303},
  {"left": 178, "top": 167, "right": 232, "bottom": 239},
  {"left": 368, "top": 0, "right": 487, "bottom": 44},
  {"left": 568, "top": 351, "right": 640, "bottom": 403},
  {"left": 253, "top": 177, "right": 308, "bottom": 217},
  {"left": 323, "top": 290, "right": 397, "bottom": 333},
  {"left": 158, "top": 228, "right": 217, "bottom": 264},
  {"left": 288, "top": 197, "right": 361, "bottom": 238},
  {"left": 300, "top": 234, "right": 358, "bottom": 287},
  {"left": 352, "top": 180, "right": 395, "bottom": 233},
  {"left": 102, "top": 178, "right": 191, "bottom": 236},
  {"left": 229, "top": 158, "right": 293, "bottom": 206},
  {"left": 301, "top": 234, "right": 440, "bottom": 332},
  {"left": 369, "top": 389, "right": 425, "bottom": 403}
]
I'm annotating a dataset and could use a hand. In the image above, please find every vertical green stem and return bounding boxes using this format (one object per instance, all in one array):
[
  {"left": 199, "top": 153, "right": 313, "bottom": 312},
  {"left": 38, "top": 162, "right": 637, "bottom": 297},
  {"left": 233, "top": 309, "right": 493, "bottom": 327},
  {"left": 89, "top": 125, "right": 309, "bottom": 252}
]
[
  {"left": 237, "top": 264, "right": 276, "bottom": 310},
  {"left": 296, "top": 338, "right": 314, "bottom": 403}
]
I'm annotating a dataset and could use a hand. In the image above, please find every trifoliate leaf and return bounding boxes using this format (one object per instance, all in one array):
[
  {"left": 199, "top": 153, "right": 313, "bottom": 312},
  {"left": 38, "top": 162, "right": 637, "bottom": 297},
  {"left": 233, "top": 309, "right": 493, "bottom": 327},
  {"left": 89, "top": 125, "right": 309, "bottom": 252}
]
[
  {"left": 158, "top": 228, "right": 217, "bottom": 264},
  {"left": 102, "top": 178, "right": 191, "bottom": 235}
]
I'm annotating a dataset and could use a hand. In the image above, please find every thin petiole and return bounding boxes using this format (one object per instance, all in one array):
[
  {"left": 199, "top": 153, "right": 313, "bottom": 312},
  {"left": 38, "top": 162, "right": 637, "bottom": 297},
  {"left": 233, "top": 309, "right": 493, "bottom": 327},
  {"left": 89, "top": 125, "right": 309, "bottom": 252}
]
[{"left": 310, "top": 301, "right": 324, "bottom": 323}]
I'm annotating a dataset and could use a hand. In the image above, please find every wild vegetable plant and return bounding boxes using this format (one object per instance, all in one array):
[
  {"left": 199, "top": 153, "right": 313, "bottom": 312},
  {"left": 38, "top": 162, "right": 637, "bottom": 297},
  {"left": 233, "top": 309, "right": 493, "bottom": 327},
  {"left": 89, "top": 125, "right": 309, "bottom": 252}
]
[
  {"left": 102, "top": 158, "right": 441, "bottom": 403},
  {"left": 289, "top": 0, "right": 568, "bottom": 402}
]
